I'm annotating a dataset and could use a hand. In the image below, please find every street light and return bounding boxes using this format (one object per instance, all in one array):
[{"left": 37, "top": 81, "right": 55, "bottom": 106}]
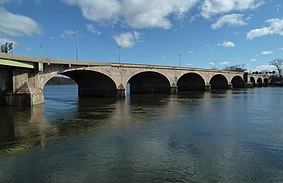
[
  {"left": 118, "top": 46, "right": 121, "bottom": 63},
  {"left": 40, "top": 44, "right": 43, "bottom": 58},
  {"left": 71, "top": 32, "right": 79, "bottom": 61}
]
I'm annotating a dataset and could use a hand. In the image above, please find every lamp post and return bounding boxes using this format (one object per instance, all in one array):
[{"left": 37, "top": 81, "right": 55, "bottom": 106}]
[
  {"left": 75, "top": 32, "right": 79, "bottom": 61},
  {"left": 118, "top": 46, "right": 121, "bottom": 63},
  {"left": 40, "top": 44, "right": 43, "bottom": 58},
  {"left": 71, "top": 32, "right": 79, "bottom": 61}
]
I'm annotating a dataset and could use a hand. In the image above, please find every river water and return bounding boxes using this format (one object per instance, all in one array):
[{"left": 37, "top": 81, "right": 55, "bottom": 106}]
[{"left": 0, "top": 85, "right": 283, "bottom": 182}]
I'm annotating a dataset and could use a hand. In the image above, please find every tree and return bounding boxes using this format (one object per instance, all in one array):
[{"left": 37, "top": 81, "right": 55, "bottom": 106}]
[
  {"left": 223, "top": 64, "right": 246, "bottom": 72},
  {"left": 269, "top": 59, "right": 283, "bottom": 78}
]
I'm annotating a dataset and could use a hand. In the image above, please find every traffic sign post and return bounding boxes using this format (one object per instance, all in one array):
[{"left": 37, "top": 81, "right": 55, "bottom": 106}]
[{"left": 1, "top": 42, "right": 14, "bottom": 53}]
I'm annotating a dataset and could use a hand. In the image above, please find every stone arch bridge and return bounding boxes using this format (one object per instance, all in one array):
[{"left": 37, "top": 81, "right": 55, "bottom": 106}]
[{"left": 0, "top": 53, "right": 270, "bottom": 106}]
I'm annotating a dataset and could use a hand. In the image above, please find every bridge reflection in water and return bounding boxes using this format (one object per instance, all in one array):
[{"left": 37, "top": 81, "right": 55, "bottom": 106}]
[
  {"left": 0, "top": 86, "right": 227, "bottom": 151},
  {"left": 1, "top": 86, "right": 283, "bottom": 182}
]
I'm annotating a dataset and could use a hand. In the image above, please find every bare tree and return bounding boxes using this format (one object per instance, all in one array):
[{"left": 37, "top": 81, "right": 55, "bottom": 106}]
[
  {"left": 269, "top": 59, "right": 283, "bottom": 78},
  {"left": 223, "top": 64, "right": 246, "bottom": 72}
]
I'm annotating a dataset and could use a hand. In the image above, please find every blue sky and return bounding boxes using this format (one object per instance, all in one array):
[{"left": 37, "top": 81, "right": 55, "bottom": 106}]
[{"left": 0, "top": 0, "right": 282, "bottom": 71}]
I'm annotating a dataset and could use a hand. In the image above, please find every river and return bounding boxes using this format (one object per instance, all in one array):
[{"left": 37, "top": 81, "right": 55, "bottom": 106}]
[{"left": 0, "top": 85, "right": 283, "bottom": 182}]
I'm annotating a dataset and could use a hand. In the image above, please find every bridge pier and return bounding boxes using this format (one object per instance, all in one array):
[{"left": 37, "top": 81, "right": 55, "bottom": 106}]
[
  {"left": 170, "top": 86, "right": 178, "bottom": 94},
  {"left": 117, "top": 84, "right": 126, "bottom": 98},
  {"left": 170, "top": 83, "right": 178, "bottom": 94},
  {"left": 245, "top": 82, "right": 254, "bottom": 88},
  {"left": 228, "top": 83, "right": 233, "bottom": 89},
  {"left": 0, "top": 83, "right": 44, "bottom": 106},
  {"left": 205, "top": 84, "right": 211, "bottom": 91},
  {"left": 0, "top": 68, "right": 44, "bottom": 106}
]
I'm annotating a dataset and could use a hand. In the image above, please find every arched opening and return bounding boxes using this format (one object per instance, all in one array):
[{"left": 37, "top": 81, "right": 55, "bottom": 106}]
[
  {"left": 128, "top": 71, "right": 170, "bottom": 94},
  {"left": 63, "top": 70, "right": 117, "bottom": 97},
  {"left": 209, "top": 74, "right": 228, "bottom": 89},
  {"left": 177, "top": 73, "right": 205, "bottom": 91},
  {"left": 250, "top": 77, "right": 256, "bottom": 86},
  {"left": 257, "top": 78, "right": 263, "bottom": 87},
  {"left": 264, "top": 78, "right": 269, "bottom": 86},
  {"left": 231, "top": 76, "right": 245, "bottom": 88},
  {"left": 44, "top": 74, "right": 78, "bottom": 106},
  {"left": 45, "top": 75, "right": 77, "bottom": 86}
]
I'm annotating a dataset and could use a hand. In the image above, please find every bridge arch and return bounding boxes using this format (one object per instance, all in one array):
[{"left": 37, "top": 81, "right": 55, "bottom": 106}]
[
  {"left": 231, "top": 76, "right": 245, "bottom": 88},
  {"left": 257, "top": 78, "right": 263, "bottom": 87},
  {"left": 250, "top": 77, "right": 256, "bottom": 86},
  {"left": 209, "top": 74, "right": 228, "bottom": 89},
  {"left": 63, "top": 70, "right": 117, "bottom": 97},
  {"left": 264, "top": 78, "right": 269, "bottom": 86},
  {"left": 177, "top": 73, "right": 206, "bottom": 91},
  {"left": 127, "top": 71, "right": 171, "bottom": 94},
  {"left": 42, "top": 70, "right": 117, "bottom": 97}
]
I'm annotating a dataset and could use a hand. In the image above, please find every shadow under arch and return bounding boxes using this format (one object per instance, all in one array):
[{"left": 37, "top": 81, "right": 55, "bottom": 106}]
[
  {"left": 127, "top": 71, "right": 170, "bottom": 94},
  {"left": 177, "top": 73, "right": 206, "bottom": 91},
  {"left": 210, "top": 74, "right": 228, "bottom": 89},
  {"left": 250, "top": 77, "right": 256, "bottom": 87},
  {"left": 62, "top": 70, "right": 117, "bottom": 97},
  {"left": 257, "top": 78, "right": 263, "bottom": 87},
  {"left": 231, "top": 76, "right": 245, "bottom": 88},
  {"left": 264, "top": 78, "right": 269, "bottom": 86}
]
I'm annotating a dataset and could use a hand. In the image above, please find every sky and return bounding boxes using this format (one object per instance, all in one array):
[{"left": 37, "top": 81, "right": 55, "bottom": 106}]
[{"left": 0, "top": 0, "right": 282, "bottom": 71}]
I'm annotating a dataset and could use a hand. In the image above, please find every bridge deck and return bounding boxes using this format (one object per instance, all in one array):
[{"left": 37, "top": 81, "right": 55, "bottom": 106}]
[{"left": 0, "top": 53, "right": 246, "bottom": 74}]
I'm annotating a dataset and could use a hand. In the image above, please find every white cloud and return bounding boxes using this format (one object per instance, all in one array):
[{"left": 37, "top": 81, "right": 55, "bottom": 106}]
[
  {"left": 86, "top": 24, "right": 101, "bottom": 35},
  {"left": 120, "top": 0, "right": 198, "bottom": 29},
  {"left": 247, "top": 18, "right": 283, "bottom": 39},
  {"left": 208, "top": 61, "right": 215, "bottom": 66},
  {"left": 0, "top": 0, "right": 9, "bottom": 4},
  {"left": 62, "top": 0, "right": 198, "bottom": 29},
  {"left": 279, "top": 48, "right": 283, "bottom": 51},
  {"left": 261, "top": 51, "right": 273, "bottom": 55},
  {"left": 251, "top": 58, "right": 257, "bottom": 62},
  {"left": 114, "top": 32, "right": 141, "bottom": 48},
  {"left": 62, "top": 0, "right": 120, "bottom": 23},
  {"left": 0, "top": 7, "right": 41, "bottom": 37},
  {"left": 247, "top": 27, "right": 269, "bottom": 39},
  {"left": 26, "top": 47, "right": 32, "bottom": 52},
  {"left": 211, "top": 14, "right": 247, "bottom": 29},
  {"left": 34, "top": 0, "right": 43, "bottom": 4},
  {"left": 60, "top": 30, "right": 76, "bottom": 38},
  {"left": 201, "top": 0, "right": 263, "bottom": 19},
  {"left": 254, "top": 65, "right": 276, "bottom": 72},
  {"left": 219, "top": 61, "right": 229, "bottom": 65},
  {"left": 0, "top": 36, "right": 16, "bottom": 45},
  {"left": 218, "top": 41, "right": 236, "bottom": 48}
]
